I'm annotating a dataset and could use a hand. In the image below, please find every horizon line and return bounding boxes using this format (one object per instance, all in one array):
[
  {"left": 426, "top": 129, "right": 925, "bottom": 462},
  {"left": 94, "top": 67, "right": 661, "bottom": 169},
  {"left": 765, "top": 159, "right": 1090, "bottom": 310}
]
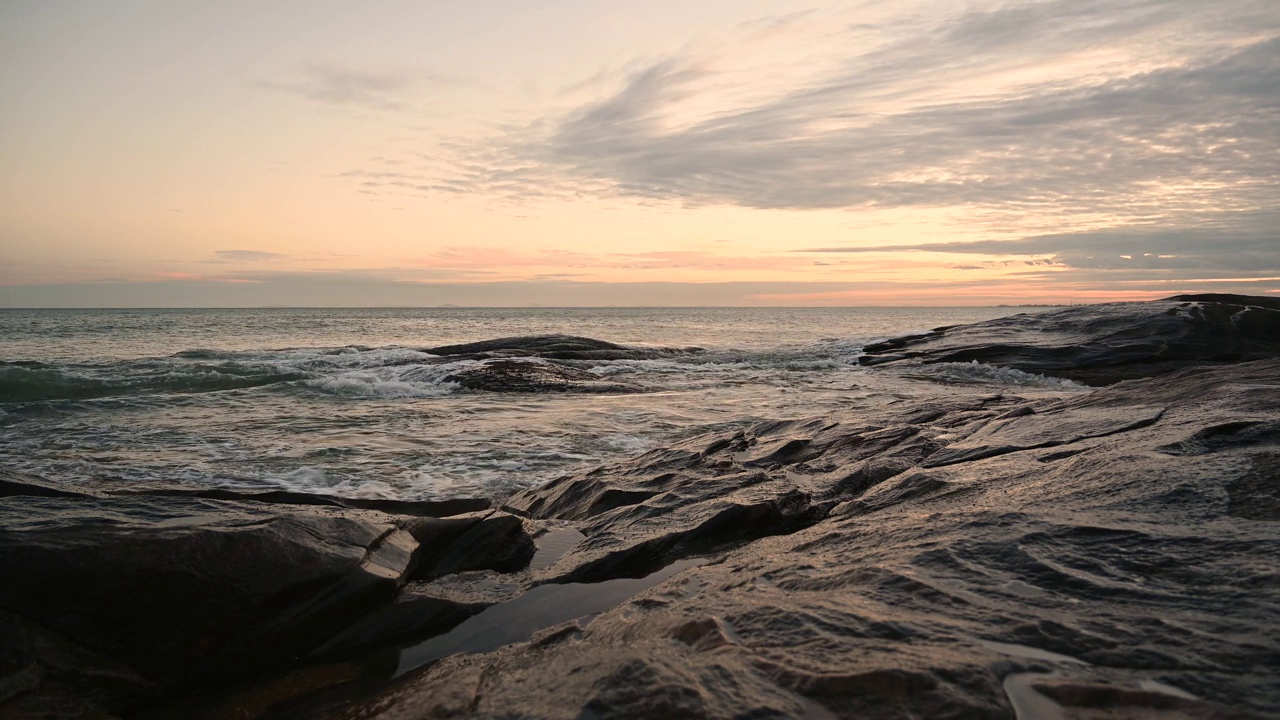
[{"left": 0, "top": 303, "right": 1093, "bottom": 311}]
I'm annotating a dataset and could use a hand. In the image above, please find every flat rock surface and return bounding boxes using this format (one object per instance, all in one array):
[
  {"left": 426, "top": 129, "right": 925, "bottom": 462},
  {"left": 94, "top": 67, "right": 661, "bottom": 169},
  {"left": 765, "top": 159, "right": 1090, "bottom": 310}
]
[
  {"left": 858, "top": 294, "right": 1280, "bottom": 385},
  {"left": 342, "top": 359, "right": 1280, "bottom": 719}
]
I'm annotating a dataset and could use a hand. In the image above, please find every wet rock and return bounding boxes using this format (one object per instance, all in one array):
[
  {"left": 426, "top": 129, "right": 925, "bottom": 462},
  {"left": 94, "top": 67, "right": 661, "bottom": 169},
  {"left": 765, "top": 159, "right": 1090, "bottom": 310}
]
[
  {"left": 0, "top": 609, "right": 157, "bottom": 718},
  {"left": 1167, "top": 292, "right": 1280, "bottom": 311},
  {"left": 542, "top": 477, "right": 825, "bottom": 584},
  {"left": 0, "top": 495, "right": 418, "bottom": 695},
  {"left": 118, "top": 487, "right": 490, "bottom": 517},
  {"left": 503, "top": 398, "right": 1024, "bottom": 584},
  {"left": 0, "top": 482, "right": 539, "bottom": 717},
  {"left": 1012, "top": 674, "right": 1271, "bottom": 719},
  {"left": 919, "top": 402, "right": 1166, "bottom": 468},
  {"left": 309, "top": 583, "right": 492, "bottom": 659},
  {"left": 348, "top": 359, "right": 1280, "bottom": 719},
  {"left": 402, "top": 511, "right": 536, "bottom": 580},
  {"left": 445, "top": 359, "right": 642, "bottom": 394},
  {"left": 0, "top": 471, "right": 491, "bottom": 517},
  {"left": 1225, "top": 452, "right": 1280, "bottom": 522},
  {"left": 309, "top": 529, "right": 598, "bottom": 664},
  {"left": 858, "top": 294, "right": 1280, "bottom": 385},
  {"left": 426, "top": 334, "right": 703, "bottom": 361},
  {"left": 0, "top": 470, "right": 91, "bottom": 499}
]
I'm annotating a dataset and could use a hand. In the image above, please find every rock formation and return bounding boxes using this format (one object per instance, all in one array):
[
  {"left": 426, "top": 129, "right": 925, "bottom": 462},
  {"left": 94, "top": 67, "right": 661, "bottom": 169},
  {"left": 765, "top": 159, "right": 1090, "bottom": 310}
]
[
  {"left": 427, "top": 334, "right": 704, "bottom": 362},
  {"left": 858, "top": 294, "right": 1280, "bottom": 385},
  {"left": 346, "top": 358, "right": 1279, "bottom": 719},
  {"left": 2, "top": 297, "right": 1278, "bottom": 719},
  {"left": 444, "top": 359, "right": 642, "bottom": 394}
]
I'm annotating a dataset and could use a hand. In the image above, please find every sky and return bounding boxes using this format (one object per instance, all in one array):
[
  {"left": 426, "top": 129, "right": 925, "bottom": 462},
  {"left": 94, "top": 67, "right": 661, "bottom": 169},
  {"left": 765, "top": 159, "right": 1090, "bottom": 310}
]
[{"left": 1, "top": 0, "right": 1277, "bottom": 307}]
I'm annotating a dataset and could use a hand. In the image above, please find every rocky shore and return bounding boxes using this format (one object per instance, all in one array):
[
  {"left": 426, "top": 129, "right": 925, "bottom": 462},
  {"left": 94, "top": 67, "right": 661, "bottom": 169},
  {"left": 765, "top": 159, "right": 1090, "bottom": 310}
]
[{"left": 2, "top": 294, "right": 1278, "bottom": 719}]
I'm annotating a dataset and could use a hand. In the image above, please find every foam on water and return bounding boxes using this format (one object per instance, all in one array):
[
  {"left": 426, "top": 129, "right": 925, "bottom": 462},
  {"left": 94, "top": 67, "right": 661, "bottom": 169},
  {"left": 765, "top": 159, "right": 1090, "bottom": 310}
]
[
  {"left": 905, "top": 361, "right": 1088, "bottom": 389},
  {"left": 306, "top": 362, "right": 469, "bottom": 399},
  {"left": 0, "top": 307, "right": 1058, "bottom": 501}
]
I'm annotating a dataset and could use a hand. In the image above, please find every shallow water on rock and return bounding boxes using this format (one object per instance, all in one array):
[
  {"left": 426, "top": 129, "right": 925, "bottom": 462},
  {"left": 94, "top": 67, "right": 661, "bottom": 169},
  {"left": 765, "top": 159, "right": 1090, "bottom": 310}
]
[{"left": 395, "top": 557, "right": 708, "bottom": 676}]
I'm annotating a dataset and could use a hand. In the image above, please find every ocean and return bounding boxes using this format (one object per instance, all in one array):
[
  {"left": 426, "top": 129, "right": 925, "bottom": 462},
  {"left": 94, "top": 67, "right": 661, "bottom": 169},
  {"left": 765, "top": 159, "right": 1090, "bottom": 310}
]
[{"left": 0, "top": 307, "right": 1078, "bottom": 501}]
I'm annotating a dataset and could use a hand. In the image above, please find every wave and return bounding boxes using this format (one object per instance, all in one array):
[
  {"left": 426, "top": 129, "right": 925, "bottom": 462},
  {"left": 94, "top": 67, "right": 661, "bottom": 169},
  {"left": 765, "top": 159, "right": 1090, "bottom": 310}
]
[
  {"left": 1, "top": 336, "right": 884, "bottom": 404},
  {"left": 306, "top": 369, "right": 464, "bottom": 399},
  {"left": 0, "top": 362, "right": 305, "bottom": 403}
]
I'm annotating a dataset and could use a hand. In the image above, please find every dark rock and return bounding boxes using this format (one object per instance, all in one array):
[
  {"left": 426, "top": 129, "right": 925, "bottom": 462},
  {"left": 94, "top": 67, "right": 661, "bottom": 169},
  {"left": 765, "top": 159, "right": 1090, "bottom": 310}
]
[
  {"left": 1165, "top": 292, "right": 1280, "bottom": 311},
  {"left": 0, "top": 471, "right": 491, "bottom": 517},
  {"left": 0, "top": 495, "right": 417, "bottom": 693},
  {"left": 308, "top": 583, "right": 492, "bottom": 658},
  {"left": 445, "top": 359, "right": 642, "bottom": 394},
  {"left": 0, "top": 609, "right": 157, "bottom": 718},
  {"left": 858, "top": 294, "right": 1280, "bottom": 385},
  {"left": 326, "top": 511, "right": 537, "bottom": 659},
  {"left": 426, "top": 334, "right": 703, "bottom": 361},
  {"left": 0, "top": 470, "right": 92, "bottom": 499},
  {"left": 109, "top": 486, "right": 489, "bottom": 518},
  {"left": 402, "top": 511, "right": 537, "bottom": 580},
  {"left": 320, "top": 495, "right": 489, "bottom": 517}
]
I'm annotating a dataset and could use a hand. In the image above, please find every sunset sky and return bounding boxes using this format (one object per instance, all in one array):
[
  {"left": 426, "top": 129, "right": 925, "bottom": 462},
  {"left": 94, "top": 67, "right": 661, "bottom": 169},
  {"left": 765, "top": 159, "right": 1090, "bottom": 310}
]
[{"left": 2, "top": 0, "right": 1277, "bottom": 306}]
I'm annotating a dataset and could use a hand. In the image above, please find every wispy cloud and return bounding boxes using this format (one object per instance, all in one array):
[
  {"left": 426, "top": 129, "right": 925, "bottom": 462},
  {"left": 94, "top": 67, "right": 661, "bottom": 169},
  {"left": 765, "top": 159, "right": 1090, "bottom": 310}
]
[
  {"left": 13, "top": 0, "right": 1279, "bottom": 307},
  {"left": 532, "top": 10, "right": 1279, "bottom": 216},
  {"left": 261, "top": 65, "right": 468, "bottom": 112},
  {"left": 797, "top": 215, "right": 1280, "bottom": 281},
  {"left": 375, "top": 0, "right": 1277, "bottom": 224},
  {"left": 318, "top": 0, "right": 1279, "bottom": 300},
  {"left": 406, "top": 246, "right": 815, "bottom": 273},
  {"left": 209, "top": 249, "right": 290, "bottom": 263}
]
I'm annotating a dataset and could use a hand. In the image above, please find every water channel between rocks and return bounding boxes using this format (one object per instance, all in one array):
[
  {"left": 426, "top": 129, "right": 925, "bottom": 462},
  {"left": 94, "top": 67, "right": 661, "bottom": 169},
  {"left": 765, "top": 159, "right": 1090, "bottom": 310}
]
[{"left": 395, "top": 555, "right": 707, "bottom": 677}]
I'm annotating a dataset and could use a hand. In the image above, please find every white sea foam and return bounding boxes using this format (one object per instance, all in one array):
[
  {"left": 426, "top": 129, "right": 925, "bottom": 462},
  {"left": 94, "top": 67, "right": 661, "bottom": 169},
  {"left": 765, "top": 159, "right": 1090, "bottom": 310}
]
[
  {"left": 254, "top": 466, "right": 406, "bottom": 498},
  {"left": 303, "top": 356, "right": 479, "bottom": 398},
  {"left": 309, "top": 374, "right": 461, "bottom": 398},
  {"left": 908, "top": 361, "right": 1086, "bottom": 389},
  {"left": 601, "top": 433, "right": 658, "bottom": 454}
]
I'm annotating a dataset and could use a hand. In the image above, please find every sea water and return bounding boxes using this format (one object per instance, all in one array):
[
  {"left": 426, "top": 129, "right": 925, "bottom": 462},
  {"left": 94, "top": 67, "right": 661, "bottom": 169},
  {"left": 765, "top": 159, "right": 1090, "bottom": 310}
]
[{"left": 0, "top": 307, "right": 1074, "bottom": 500}]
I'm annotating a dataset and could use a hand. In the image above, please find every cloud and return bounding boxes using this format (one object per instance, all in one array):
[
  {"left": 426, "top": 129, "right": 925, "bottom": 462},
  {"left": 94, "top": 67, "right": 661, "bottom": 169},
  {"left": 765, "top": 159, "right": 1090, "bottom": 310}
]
[
  {"left": 394, "top": 0, "right": 1276, "bottom": 225},
  {"left": 209, "top": 250, "right": 290, "bottom": 263},
  {"left": 800, "top": 214, "right": 1279, "bottom": 265},
  {"left": 537, "top": 32, "right": 1279, "bottom": 214},
  {"left": 317, "top": 0, "right": 1277, "bottom": 299},
  {"left": 261, "top": 65, "right": 463, "bottom": 111},
  {"left": 220, "top": 267, "right": 497, "bottom": 283},
  {"left": 404, "top": 246, "right": 815, "bottom": 273}
]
